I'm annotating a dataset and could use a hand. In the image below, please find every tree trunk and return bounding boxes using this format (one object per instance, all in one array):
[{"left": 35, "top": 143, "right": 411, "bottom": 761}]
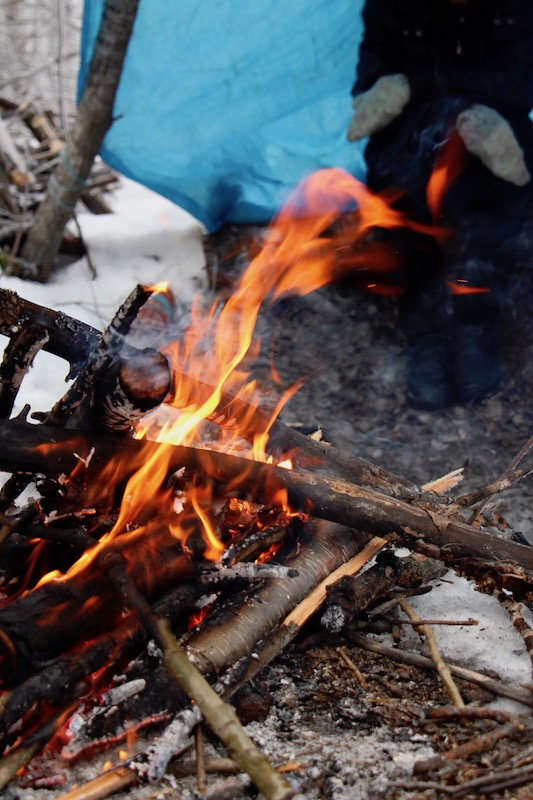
[{"left": 21, "top": 0, "right": 140, "bottom": 282}]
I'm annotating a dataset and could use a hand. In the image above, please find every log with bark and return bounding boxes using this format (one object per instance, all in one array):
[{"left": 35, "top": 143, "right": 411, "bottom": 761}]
[{"left": 0, "top": 419, "right": 530, "bottom": 576}]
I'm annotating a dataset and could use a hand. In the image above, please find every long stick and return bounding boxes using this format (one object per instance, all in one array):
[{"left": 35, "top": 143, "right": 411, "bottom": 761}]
[
  {"left": 1, "top": 420, "right": 531, "bottom": 573},
  {"left": 0, "top": 289, "right": 419, "bottom": 495}
]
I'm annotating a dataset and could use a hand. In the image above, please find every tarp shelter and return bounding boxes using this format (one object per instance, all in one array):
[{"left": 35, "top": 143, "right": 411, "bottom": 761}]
[{"left": 79, "top": 0, "right": 366, "bottom": 231}]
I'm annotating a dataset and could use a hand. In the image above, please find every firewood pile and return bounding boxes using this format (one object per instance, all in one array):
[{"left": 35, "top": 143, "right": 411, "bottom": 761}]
[
  {"left": 0, "top": 95, "right": 118, "bottom": 275},
  {"left": 0, "top": 271, "right": 532, "bottom": 800}
]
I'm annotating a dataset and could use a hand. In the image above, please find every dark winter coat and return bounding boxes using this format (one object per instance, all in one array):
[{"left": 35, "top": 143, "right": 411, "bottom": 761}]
[
  {"left": 353, "top": 0, "right": 533, "bottom": 121},
  {"left": 352, "top": 0, "right": 533, "bottom": 287}
]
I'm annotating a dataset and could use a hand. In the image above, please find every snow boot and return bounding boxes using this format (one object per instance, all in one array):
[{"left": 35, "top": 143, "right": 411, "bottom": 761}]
[
  {"left": 451, "top": 320, "right": 501, "bottom": 403},
  {"left": 401, "top": 281, "right": 452, "bottom": 411}
]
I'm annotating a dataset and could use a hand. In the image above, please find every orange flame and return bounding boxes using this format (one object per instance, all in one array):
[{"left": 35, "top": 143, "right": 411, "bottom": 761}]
[
  {"left": 426, "top": 131, "right": 465, "bottom": 220},
  {"left": 32, "top": 167, "right": 461, "bottom": 577}
]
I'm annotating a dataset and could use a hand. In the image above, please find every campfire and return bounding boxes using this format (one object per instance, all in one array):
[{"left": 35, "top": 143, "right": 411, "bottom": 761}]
[{"left": 0, "top": 168, "right": 533, "bottom": 799}]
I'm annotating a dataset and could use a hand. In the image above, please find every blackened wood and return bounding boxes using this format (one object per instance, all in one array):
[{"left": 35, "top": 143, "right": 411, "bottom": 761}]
[
  {"left": 0, "top": 420, "right": 531, "bottom": 575},
  {"left": 44, "top": 284, "right": 158, "bottom": 427},
  {"left": 0, "top": 527, "right": 198, "bottom": 685},
  {"left": 81, "top": 347, "right": 170, "bottom": 433},
  {"left": 0, "top": 325, "right": 49, "bottom": 418},
  {"left": 0, "top": 580, "right": 206, "bottom": 736},
  {"left": 0, "top": 290, "right": 419, "bottom": 494},
  {"left": 321, "top": 551, "right": 447, "bottom": 632},
  {"left": 0, "top": 288, "right": 99, "bottom": 378}
]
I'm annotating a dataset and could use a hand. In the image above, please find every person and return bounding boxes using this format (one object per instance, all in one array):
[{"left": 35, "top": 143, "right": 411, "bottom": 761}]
[{"left": 347, "top": 0, "right": 533, "bottom": 410}]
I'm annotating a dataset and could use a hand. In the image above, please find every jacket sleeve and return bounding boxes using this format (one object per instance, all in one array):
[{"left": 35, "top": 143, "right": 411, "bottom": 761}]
[
  {"left": 351, "top": 0, "right": 431, "bottom": 100},
  {"left": 452, "top": 15, "right": 533, "bottom": 117}
]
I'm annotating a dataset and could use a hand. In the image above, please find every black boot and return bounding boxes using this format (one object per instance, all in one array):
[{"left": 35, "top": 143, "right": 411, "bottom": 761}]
[
  {"left": 401, "top": 281, "right": 452, "bottom": 411},
  {"left": 405, "top": 331, "right": 452, "bottom": 410},
  {"left": 450, "top": 260, "right": 502, "bottom": 404},
  {"left": 451, "top": 321, "right": 501, "bottom": 403}
]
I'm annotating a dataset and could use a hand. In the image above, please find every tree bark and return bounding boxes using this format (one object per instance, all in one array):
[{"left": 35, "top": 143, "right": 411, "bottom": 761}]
[{"left": 21, "top": 0, "right": 140, "bottom": 281}]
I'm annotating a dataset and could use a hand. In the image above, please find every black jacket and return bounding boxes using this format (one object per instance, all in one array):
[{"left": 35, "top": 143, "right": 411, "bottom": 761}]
[{"left": 353, "top": 0, "right": 533, "bottom": 121}]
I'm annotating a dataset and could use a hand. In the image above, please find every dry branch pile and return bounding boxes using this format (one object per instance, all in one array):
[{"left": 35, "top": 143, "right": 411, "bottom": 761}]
[
  {"left": 0, "top": 95, "right": 118, "bottom": 276},
  {"left": 0, "top": 284, "right": 532, "bottom": 799}
]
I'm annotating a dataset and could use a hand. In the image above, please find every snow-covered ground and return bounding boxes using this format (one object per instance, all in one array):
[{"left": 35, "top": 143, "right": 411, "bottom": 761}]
[{"left": 0, "top": 178, "right": 207, "bottom": 416}]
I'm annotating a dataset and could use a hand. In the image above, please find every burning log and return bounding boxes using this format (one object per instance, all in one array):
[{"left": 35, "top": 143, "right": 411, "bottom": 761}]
[
  {"left": 0, "top": 526, "right": 200, "bottom": 685},
  {"left": 0, "top": 420, "right": 531, "bottom": 580},
  {"left": 0, "top": 287, "right": 423, "bottom": 497}
]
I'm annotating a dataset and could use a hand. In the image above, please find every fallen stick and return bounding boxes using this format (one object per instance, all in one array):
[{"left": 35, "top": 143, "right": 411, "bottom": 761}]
[
  {"left": 105, "top": 552, "right": 295, "bottom": 800},
  {"left": 347, "top": 631, "right": 533, "bottom": 708},
  {"left": 399, "top": 597, "right": 465, "bottom": 708}
]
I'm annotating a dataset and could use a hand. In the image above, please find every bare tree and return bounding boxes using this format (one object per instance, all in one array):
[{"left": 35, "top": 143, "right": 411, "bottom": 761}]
[{"left": 21, "top": 0, "right": 140, "bottom": 282}]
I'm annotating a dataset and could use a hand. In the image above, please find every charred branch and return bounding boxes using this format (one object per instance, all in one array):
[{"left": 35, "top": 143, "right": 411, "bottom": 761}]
[
  {"left": 0, "top": 288, "right": 98, "bottom": 379},
  {"left": 0, "top": 420, "right": 531, "bottom": 580},
  {"left": 0, "top": 526, "right": 199, "bottom": 685},
  {"left": 0, "top": 289, "right": 423, "bottom": 496},
  {"left": 321, "top": 550, "right": 448, "bottom": 632},
  {"left": 0, "top": 325, "right": 49, "bottom": 418},
  {"left": 44, "top": 284, "right": 162, "bottom": 427},
  {"left": 0, "top": 579, "right": 212, "bottom": 738},
  {"left": 74, "top": 347, "right": 170, "bottom": 433}
]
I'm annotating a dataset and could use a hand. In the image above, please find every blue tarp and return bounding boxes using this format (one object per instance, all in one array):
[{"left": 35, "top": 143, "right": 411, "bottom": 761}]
[{"left": 79, "top": 1, "right": 366, "bottom": 231}]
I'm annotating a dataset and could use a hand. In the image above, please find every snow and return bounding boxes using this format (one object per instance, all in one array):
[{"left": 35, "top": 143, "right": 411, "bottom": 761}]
[
  {"left": 0, "top": 177, "right": 207, "bottom": 414},
  {"left": 0, "top": 176, "right": 531, "bottom": 707},
  {"left": 408, "top": 570, "right": 533, "bottom": 700}
]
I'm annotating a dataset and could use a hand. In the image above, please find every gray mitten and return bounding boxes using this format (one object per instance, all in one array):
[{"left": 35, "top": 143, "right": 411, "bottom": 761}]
[
  {"left": 347, "top": 74, "right": 411, "bottom": 142},
  {"left": 456, "top": 104, "right": 530, "bottom": 186}
]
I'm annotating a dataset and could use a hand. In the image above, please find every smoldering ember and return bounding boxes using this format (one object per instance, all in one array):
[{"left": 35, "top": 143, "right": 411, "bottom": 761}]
[{"left": 1, "top": 171, "right": 533, "bottom": 800}]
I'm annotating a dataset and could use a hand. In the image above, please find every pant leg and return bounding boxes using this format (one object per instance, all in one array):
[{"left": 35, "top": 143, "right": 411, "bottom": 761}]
[{"left": 443, "top": 155, "right": 533, "bottom": 321}]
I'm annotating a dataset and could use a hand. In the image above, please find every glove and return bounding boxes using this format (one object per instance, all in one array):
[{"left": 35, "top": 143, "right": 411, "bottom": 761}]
[
  {"left": 456, "top": 104, "right": 530, "bottom": 186},
  {"left": 347, "top": 74, "right": 411, "bottom": 142}
]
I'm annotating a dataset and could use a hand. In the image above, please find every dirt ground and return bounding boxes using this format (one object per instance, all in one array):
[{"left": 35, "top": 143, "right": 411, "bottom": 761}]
[
  {"left": 7, "top": 231, "right": 533, "bottom": 800},
  {"left": 255, "top": 265, "right": 533, "bottom": 540}
]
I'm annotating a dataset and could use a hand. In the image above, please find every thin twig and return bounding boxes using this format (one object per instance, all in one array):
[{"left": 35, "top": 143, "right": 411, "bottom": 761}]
[
  {"left": 391, "top": 617, "right": 478, "bottom": 627},
  {"left": 346, "top": 632, "right": 533, "bottom": 708},
  {"left": 194, "top": 723, "right": 207, "bottom": 793},
  {"left": 413, "top": 719, "right": 530, "bottom": 775},
  {"left": 467, "top": 431, "right": 533, "bottom": 524},
  {"left": 336, "top": 646, "right": 369, "bottom": 690},
  {"left": 399, "top": 598, "right": 465, "bottom": 708}
]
